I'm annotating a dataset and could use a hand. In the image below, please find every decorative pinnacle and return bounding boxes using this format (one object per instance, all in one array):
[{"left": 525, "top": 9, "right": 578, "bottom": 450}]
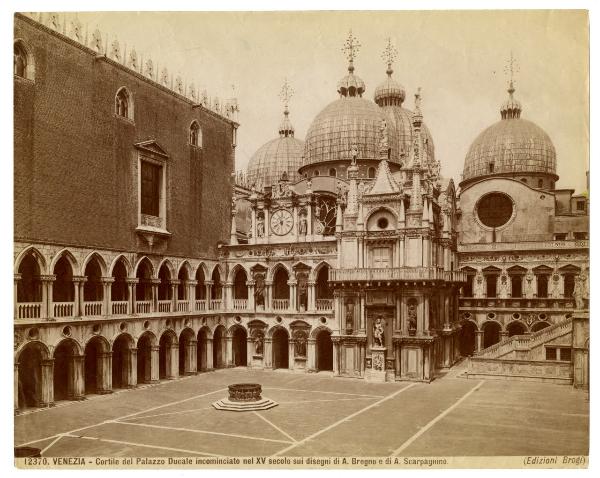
[
  {"left": 414, "top": 87, "right": 422, "bottom": 112},
  {"left": 381, "top": 37, "right": 397, "bottom": 76},
  {"left": 279, "top": 78, "right": 294, "bottom": 113},
  {"left": 341, "top": 30, "right": 361, "bottom": 71},
  {"left": 504, "top": 51, "right": 519, "bottom": 94}
]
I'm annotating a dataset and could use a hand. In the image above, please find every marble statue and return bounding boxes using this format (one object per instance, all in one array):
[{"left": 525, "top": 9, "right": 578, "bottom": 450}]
[
  {"left": 256, "top": 215, "right": 265, "bottom": 238},
  {"left": 253, "top": 330, "right": 264, "bottom": 355},
  {"left": 373, "top": 317, "right": 385, "bottom": 347},
  {"left": 293, "top": 330, "right": 307, "bottom": 357}
]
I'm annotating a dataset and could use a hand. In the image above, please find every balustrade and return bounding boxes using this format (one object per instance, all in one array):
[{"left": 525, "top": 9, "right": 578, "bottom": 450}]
[
  {"left": 136, "top": 301, "right": 151, "bottom": 314},
  {"left": 83, "top": 301, "right": 103, "bottom": 316},
  {"left": 329, "top": 267, "right": 467, "bottom": 283},
  {"left": 177, "top": 302, "right": 189, "bottom": 312},
  {"left": 157, "top": 300, "right": 171, "bottom": 313},
  {"left": 111, "top": 301, "right": 128, "bottom": 315},
  {"left": 17, "top": 303, "right": 42, "bottom": 319},
  {"left": 195, "top": 300, "right": 207, "bottom": 311},
  {"left": 316, "top": 299, "right": 333, "bottom": 311},
  {"left": 210, "top": 299, "right": 222, "bottom": 310},
  {"left": 233, "top": 299, "right": 248, "bottom": 310},
  {"left": 272, "top": 299, "right": 289, "bottom": 311},
  {"left": 54, "top": 302, "right": 74, "bottom": 318}
]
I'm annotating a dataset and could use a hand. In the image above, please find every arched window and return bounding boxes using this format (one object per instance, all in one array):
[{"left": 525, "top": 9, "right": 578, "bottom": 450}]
[
  {"left": 313, "top": 170, "right": 320, "bottom": 177},
  {"left": 14, "top": 41, "right": 34, "bottom": 80},
  {"left": 189, "top": 121, "right": 202, "bottom": 147},
  {"left": 115, "top": 88, "right": 133, "bottom": 120},
  {"left": 538, "top": 179, "right": 543, "bottom": 189},
  {"left": 329, "top": 168, "right": 336, "bottom": 177},
  {"left": 368, "top": 167, "right": 376, "bottom": 179}
]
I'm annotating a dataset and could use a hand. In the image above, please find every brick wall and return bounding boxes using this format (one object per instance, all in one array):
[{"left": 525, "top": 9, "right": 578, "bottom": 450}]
[{"left": 14, "top": 14, "right": 235, "bottom": 259}]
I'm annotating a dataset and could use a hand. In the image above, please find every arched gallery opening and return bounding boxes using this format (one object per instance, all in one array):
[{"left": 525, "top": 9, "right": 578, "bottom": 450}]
[
  {"left": 482, "top": 321, "right": 501, "bottom": 349},
  {"left": 213, "top": 326, "right": 225, "bottom": 368},
  {"left": 272, "top": 328, "right": 289, "bottom": 369},
  {"left": 197, "top": 328, "right": 208, "bottom": 371},
  {"left": 112, "top": 334, "right": 133, "bottom": 389},
  {"left": 179, "top": 329, "right": 195, "bottom": 376},
  {"left": 17, "top": 343, "right": 46, "bottom": 409},
  {"left": 231, "top": 327, "right": 248, "bottom": 367},
  {"left": 459, "top": 321, "right": 477, "bottom": 356},
  {"left": 84, "top": 337, "right": 106, "bottom": 394},
  {"left": 137, "top": 332, "right": 153, "bottom": 384},
  {"left": 53, "top": 339, "right": 78, "bottom": 401},
  {"left": 315, "top": 329, "right": 333, "bottom": 371},
  {"left": 507, "top": 321, "right": 527, "bottom": 337},
  {"left": 159, "top": 331, "right": 177, "bottom": 380}
]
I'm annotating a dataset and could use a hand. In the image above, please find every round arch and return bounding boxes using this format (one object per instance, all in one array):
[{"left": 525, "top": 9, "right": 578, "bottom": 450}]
[
  {"left": 314, "top": 327, "right": 333, "bottom": 372},
  {"left": 136, "top": 331, "right": 156, "bottom": 384},
  {"left": 459, "top": 320, "right": 478, "bottom": 356},
  {"left": 482, "top": 320, "right": 502, "bottom": 348},
  {"left": 365, "top": 205, "right": 399, "bottom": 223},
  {"left": 531, "top": 321, "right": 551, "bottom": 333},
  {"left": 112, "top": 333, "right": 136, "bottom": 390},
  {"left": 506, "top": 320, "right": 528, "bottom": 337},
  {"left": 15, "top": 340, "right": 50, "bottom": 363}
]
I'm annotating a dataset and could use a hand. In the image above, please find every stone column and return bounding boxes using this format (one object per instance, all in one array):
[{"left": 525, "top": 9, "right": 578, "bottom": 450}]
[
  {"left": 206, "top": 338, "right": 214, "bottom": 370},
  {"left": 14, "top": 362, "right": 19, "bottom": 411},
  {"left": 188, "top": 280, "right": 197, "bottom": 312},
  {"left": 101, "top": 277, "right": 114, "bottom": 317},
  {"left": 265, "top": 280, "right": 273, "bottom": 312},
  {"left": 444, "top": 293, "right": 451, "bottom": 329},
  {"left": 288, "top": 280, "right": 297, "bottom": 312},
  {"left": 150, "top": 346, "right": 160, "bottom": 382},
  {"left": 264, "top": 207, "right": 270, "bottom": 241},
  {"left": 205, "top": 281, "right": 213, "bottom": 307},
  {"left": 476, "top": 331, "right": 483, "bottom": 352},
  {"left": 332, "top": 340, "right": 340, "bottom": 376},
  {"left": 246, "top": 337, "right": 254, "bottom": 368},
  {"left": 500, "top": 330, "right": 509, "bottom": 339},
  {"left": 226, "top": 336, "right": 233, "bottom": 367},
  {"left": 14, "top": 274, "right": 21, "bottom": 319},
  {"left": 307, "top": 281, "right": 316, "bottom": 312},
  {"left": 41, "top": 275, "right": 56, "bottom": 320},
  {"left": 293, "top": 204, "right": 299, "bottom": 240},
  {"left": 170, "top": 280, "right": 180, "bottom": 312},
  {"left": 151, "top": 279, "right": 161, "bottom": 312},
  {"left": 186, "top": 339, "right": 197, "bottom": 375},
  {"left": 288, "top": 339, "right": 296, "bottom": 370},
  {"left": 359, "top": 289, "right": 366, "bottom": 332},
  {"left": 97, "top": 352, "right": 113, "bottom": 393},
  {"left": 71, "top": 354, "right": 85, "bottom": 400},
  {"left": 41, "top": 359, "right": 54, "bottom": 407},
  {"left": 250, "top": 206, "right": 257, "bottom": 245},
  {"left": 167, "top": 343, "right": 179, "bottom": 379},
  {"left": 128, "top": 348, "right": 138, "bottom": 387},
  {"left": 395, "top": 292, "right": 401, "bottom": 332},
  {"left": 224, "top": 282, "right": 233, "bottom": 311},
  {"left": 307, "top": 338, "right": 316, "bottom": 371},
  {"left": 423, "top": 295, "right": 430, "bottom": 334},
  {"left": 247, "top": 281, "right": 255, "bottom": 310},
  {"left": 72, "top": 276, "right": 85, "bottom": 317},
  {"left": 306, "top": 198, "right": 313, "bottom": 239},
  {"left": 264, "top": 338, "right": 273, "bottom": 368}
]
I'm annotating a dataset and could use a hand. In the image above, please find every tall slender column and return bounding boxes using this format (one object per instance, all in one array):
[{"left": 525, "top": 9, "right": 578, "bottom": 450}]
[
  {"left": 205, "top": 281, "right": 213, "bottom": 308},
  {"left": 288, "top": 340, "right": 295, "bottom": 370},
  {"left": 206, "top": 338, "right": 214, "bottom": 370},
  {"left": 41, "top": 359, "right": 54, "bottom": 406},
  {"left": 170, "top": 280, "right": 180, "bottom": 312},
  {"left": 246, "top": 337, "right": 254, "bottom": 367},
  {"left": 395, "top": 292, "right": 401, "bottom": 332},
  {"left": 150, "top": 346, "right": 160, "bottom": 382},
  {"left": 41, "top": 275, "right": 56, "bottom": 320},
  {"left": 127, "top": 278, "right": 138, "bottom": 315},
  {"left": 307, "top": 281, "right": 316, "bottom": 312},
  {"left": 167, "top": 344, "right": 179, "bottom": 378},
  {"left": 186, "top": 340, "right": 197, "bottom": 374},
  {"left": 423, "top": 295, "right": 430, "bottom": 334},
  {"left": 250, "top": 206, "right": 257, "bottom": 245},
  {"left": 128, "top": 348, "right": 138, "bottom": 387},
  {"left": 188, "top": 280, "right": 197, "bottom": 312},
  {"left": 226, "top": 336, "right": 233, "bottom": 367},
  {"left": 359, "top": 289, "right": 366, "bottom": 332},
  {"left": 264, "top": 338, "right": 273, "bottom": 368},
  {"left": 97, "top": 352, "right": 112, "bottom": 393},
  {"left": 307, "top": 338, "right": 316, "bottom": 371},
  {"left": 293, "top": 204, "right": 299, "bottom": 241},
  {"left": 264, "top": 207, "right": 270, "bottom": 242},
  {"left": 72, "top": 276, "right": 84, "bottom": 317},
  {"left": 307, "top": 198, "right": 313, "bottom": 239},
  {"left": 332, "top": 341, "right": 340, "bottom": 376},
  {"left": 14, "top": 362, "right": 19, "bottom": 411},
  {"left": 151, "top": 279, "right": 161, "bottom": 312},
  {"left": 265, "top": 280, "right": 273, "bottom": 312},
  {"left": 101, "top": 277, "right": 114, "bottom": 317},
  {"left": 224, "top": 282, "right": 233, "bottom": 310},
  {"left": 71, "top": 354, "right": 85, "bottom": 399},
  {"left": 247, "top": 281, "right": 255, "bottom": 310},
  {"left": 288, "top": 280, "right": 297, "bottom": 311},
  {"left": 476, "top": 331, "right": 483, "bottom": 352}
]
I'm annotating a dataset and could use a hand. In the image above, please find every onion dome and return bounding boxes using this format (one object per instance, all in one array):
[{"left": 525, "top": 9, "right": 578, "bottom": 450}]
[
  {"left": 246, "top": 89, "right": 304, "bottom": 190},
  {"left": 461, "top": 81, "right": 557, "bottom": 187},
  {"left": 337, "top": 62, "right": 366, "bottom": 97},
  {"left": 374, "top": 40, "right": 434, "bottom": 161}
]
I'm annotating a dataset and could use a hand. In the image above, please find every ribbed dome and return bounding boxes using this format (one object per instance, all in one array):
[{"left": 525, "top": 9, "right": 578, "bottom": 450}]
[
  {"left": 374, "top": 65, "right": 406, "bottom": 105},
  {"left": 380, "top": 105, "right": 435, "bottom": 161},
  {"left": 247, "top": 136, "right": 305, "bottom": 190},
  {"left": 462, "top": 117, "right": 556, "bottom": 184},
  {"left": 302, "top": 97, "right": 400, "bottom": 167}
]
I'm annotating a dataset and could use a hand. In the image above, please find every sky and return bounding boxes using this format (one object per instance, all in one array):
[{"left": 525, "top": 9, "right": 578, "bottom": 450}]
[{"left": 65, "top": 10, "right": 589, "bottom": 192}]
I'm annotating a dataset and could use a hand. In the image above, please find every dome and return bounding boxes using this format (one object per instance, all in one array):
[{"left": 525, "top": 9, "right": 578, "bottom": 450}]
[
  {"left": 462, "top": 85, "right": 556, "bottom": 185},
  {"left": 374, "top": 65, "right": 406, "bottom": 105},
  {"left": 302, "top": 96, "right": 400, "bottom": 167},
  {"left": 246, "top": 107, "right": 304, "bottom": 190}
]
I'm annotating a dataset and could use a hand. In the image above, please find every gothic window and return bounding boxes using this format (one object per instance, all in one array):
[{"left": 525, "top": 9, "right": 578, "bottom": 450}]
[
  {"left": 115, "top": 87, "right": 133, "bottom": 120},
  {"left": 368, "top": 167, "right": 376, "bottom": 179},
  {"left": 141, "top": 161, "right": 161, "bottom": 217},
  {"left": 189, "top": 121, "right": 202, "bottom": 147},
  {"left": 313, "top": 170, "right": 320, "bottom": 177}
]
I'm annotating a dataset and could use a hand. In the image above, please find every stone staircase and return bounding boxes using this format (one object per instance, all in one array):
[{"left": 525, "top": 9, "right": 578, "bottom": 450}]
[{"left": 466, "top": 317, "right": 574, "bottom": 384}]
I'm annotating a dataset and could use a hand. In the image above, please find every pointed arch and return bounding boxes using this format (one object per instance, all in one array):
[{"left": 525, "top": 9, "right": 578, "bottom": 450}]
[
  {"left": 311, "top": 260, "right": 333, "bottom": 281},
  {"left": 228, "top": 263, "right": 249, "bottom": 283},
  {"left": 134, "top": 256, "right": 155, "bottom": 278},
  {"left": 189, "top": 120, "right": 202, "bottom": 147},
  {"left": 177, "top": 260, "right": 193, "bottom": 280},
  {"left": 15, "top": 246, "right": 47, "bottom": 275},
  {"left": 195, "top": 262, "right": 209, "bottom": 281},
  {"left": 14, "top": 39, "right": 35, "bottom": 81},
  {"left": 210, "top": 263, "right": 225, "bottom": 281},
  {"left": 109, "top": 254, "right": 133, "bottom": 277},
  {"left": 157, "top": 258, "right": 175, "bottom": 279},
  {"left": 268, "top": 262, "right": 291, "bottom": 281},
  {"left": 49, "top": 248, "right": 78, "bottom": 274},
  {"left": 115, "top": 86, "right": 134, "bottom": 120},
  {"left": 81, "top": 252, "right": 108, "bottom": 277}
]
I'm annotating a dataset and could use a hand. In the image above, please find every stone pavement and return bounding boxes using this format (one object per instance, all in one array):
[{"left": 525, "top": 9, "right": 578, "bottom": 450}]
[{"left": 15, "top": 368, "right": 589, "bottom": 457}]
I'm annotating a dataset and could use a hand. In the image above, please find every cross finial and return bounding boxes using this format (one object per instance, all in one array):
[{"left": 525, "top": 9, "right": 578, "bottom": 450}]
[
  {"left": 279, "top": 78, "right": 294, "bottom": 111},
  {"left": 342, "top": 30, "right": 361, "bottom": 66},
  {"left": 381, "top": 37, "right": 397, "bottom": 75},
  {"left": 504, "top": 51, "right": 519, "bottom": 93}
]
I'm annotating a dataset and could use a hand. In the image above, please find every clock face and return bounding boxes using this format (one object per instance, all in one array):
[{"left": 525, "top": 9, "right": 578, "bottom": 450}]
[{"left": 270, "top": 209, "right": 293, "bottom": 236}]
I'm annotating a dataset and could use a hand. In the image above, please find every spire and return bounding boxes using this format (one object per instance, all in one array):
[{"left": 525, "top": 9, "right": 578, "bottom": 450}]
[
  {"left": 278, "top": 78, "right": 295, "bottom": 137},
  {"left": 501, "top": 52, "right": 522, "bottom": 119},
  {"left": 337, "top": 30, "right": 365, "bottom": 97}
]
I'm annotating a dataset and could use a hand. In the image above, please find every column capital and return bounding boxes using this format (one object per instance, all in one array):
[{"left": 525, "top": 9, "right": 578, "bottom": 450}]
[
  {"left": 187, "top": 280, "right": 198, "bottom": 286},
  {"left": 72, "top": 275, "right": 87, "bottom": 283},
  {"left": 150, "top": 278, "right": 162, "bottom": 285},
  {"left": 169, "top": 279, "right": 181, "bottom": 286},
  {"left": 224, "top": 282, "right": 233, "bottom": 287},
  {"left": 100, "top": 276, "right": 115, "bottom": 284},
  {"left": 246, "top": 280, "right": 255, "bottom": 287},
  {"left": 205, "top": 280, "right": 214, "bottom": 286},
  {"left": 307, "top": 281, "right": 316, "bottom": 287},
  {"left": 126, "top": 278, "right": 139, "bottom": 285},
  {"left": 14, "top": 273, "right": 22, "bottom": 282},
  {"left": 264, "top": 280, "right": 273, "bottom": 286},
  {"left": 38, "top": 274, "right": 56, "bottom": 282},
  {"left": 287, "top": 280, "right": 298, "bottom": 286}
]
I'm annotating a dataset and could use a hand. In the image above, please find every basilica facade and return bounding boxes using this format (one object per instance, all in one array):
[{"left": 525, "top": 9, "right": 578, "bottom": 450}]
[{"left": 13, "top": 16, "right": 588, "bottom": 413}]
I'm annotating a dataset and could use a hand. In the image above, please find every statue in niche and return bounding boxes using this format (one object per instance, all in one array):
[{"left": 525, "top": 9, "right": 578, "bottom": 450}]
[
  {"left": 379, "top": 119, "right": 389, "bottom": 153},
  {"left": 498, "top": 273, "right": 509, "bottom": 298},
  {"left": 350, "top": 144, "right": 359, "bottom": 166},
  {"left": 293, "top": 330, "right": 308, "bottom": 357},
  {"left": 345, "top": 300, "right": 355, "bottom": 333},
  {"left": 373, "top": 317, "right": 385, "bottom": 347},
  {"left": 253, "top": 330, "right": 264, "bottom": 356},
  {"left": 573, "top": 274, "right": 588, "bottom": 310},
  {"left": 407, "top": 301, "right": 418, "bottom": 335},
  {"left": 297, "top": 272, "right": 308, "bottom": 311},
  {"left": 357, "top": 181, "right": 366, "bottom": 199},
  {"left": 254, "top": 273, "right": 265, "bottom": 307},
  {"left": 306, "top": 178, "right": 312, "bottom": 192},
  {"left": 256, "top": 214, "right": 265, "bottom": 238},
  {"left": 299, "top": 213, "right": 308, "bottom": 236},
  {"left": 524, "top": 270, "right": 535, "bottom": 297},
  {"left": 473, "top": 271, "right": 485, "bottom": 298}
]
